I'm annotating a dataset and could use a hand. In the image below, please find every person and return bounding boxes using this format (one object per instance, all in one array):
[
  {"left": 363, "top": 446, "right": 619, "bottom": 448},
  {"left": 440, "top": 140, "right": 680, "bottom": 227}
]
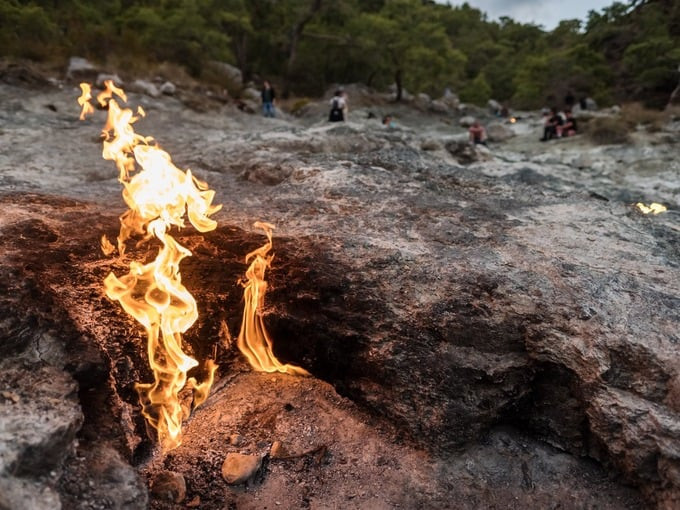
[
  {"left": 468, "top": 120, "right": 487, "bottom": 145},
  {"left": 261, "top": 80, "right": 276, "bottom": 118},
  {"left": 557, "top": 109, "right": 577, "bottom": 137},
  {"left": 382, "top": 115, "right": 396, "bottom": 129},
  {"left": 328, "top": 89, "right": 346, "bottom": 122},
  {"left": 564, "top": 90, "right": 575, "bottom": 110},
  {"left": 540, "top": 107, "right": 563, "bottom": 141}
]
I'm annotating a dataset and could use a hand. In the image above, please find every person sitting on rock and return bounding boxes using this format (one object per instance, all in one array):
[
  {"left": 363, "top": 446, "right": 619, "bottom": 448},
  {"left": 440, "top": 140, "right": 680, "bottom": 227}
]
[
  {"left": 557, "top": 109, "right": 577, "bottom": 137},
  {"left": 540, "top": 107, "right": 563, "bottom": 141},
  {"left": 468, "top": 120, "right": 487, "bottom": 145},
  {"left": 382, "top": 115, "right": 396, "bottom": 129}
]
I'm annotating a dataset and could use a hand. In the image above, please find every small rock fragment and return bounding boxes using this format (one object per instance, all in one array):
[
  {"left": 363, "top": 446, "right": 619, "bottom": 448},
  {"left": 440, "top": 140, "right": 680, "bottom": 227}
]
[
  {"left": 229, "top": 433, "right": 244, "bottom": 446},
  {"left": 150, "top": 470, "right": 186, "bottom": 503},
  {"left": 186, "top": 495, "right": 201, "bottom": 507},
  {"left": 270, "top": 440, "right": 289, "bottom": 459},
  {"left": 221, "top": 453, "right": 262, "bottom": 485}
]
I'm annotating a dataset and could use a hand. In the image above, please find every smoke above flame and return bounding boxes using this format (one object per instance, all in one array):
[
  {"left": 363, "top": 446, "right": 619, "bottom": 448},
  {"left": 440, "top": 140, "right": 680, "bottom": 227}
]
[{"left": 79, "top": 80, "right": 220, "bottom": 451}]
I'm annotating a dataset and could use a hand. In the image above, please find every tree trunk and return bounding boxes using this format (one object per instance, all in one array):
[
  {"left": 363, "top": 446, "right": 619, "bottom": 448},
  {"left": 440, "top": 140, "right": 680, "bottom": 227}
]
[
  {"left": 395, "top": 68, "right": 403, "bottom": 102},
  {"left": 283, "top": 0, "right": 323, "bottom": 97}
]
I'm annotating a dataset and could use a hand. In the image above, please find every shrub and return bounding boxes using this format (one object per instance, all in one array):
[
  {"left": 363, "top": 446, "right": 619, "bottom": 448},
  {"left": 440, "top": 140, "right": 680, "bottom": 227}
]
[
  {"left": 620, "top": 102, "right": 668, "bottom": 132},
  {"left": 585, "top": 116, "right": 631, "bottom": 145}
]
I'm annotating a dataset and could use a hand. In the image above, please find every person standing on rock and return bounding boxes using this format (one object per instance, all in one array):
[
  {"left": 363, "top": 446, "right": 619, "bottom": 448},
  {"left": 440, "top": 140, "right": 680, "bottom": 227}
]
[
  {"left": 329, "top": 89, "right": 347, "bottom": 122},
  {"left": 261, "top": 80, "right": 276, "bottom": 118}
]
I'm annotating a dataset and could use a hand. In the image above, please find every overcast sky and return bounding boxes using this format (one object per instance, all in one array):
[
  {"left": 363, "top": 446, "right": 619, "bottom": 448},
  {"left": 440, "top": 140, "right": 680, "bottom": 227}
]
[{"left": 445, "top": 0, "right": 616, "bottom": 31}]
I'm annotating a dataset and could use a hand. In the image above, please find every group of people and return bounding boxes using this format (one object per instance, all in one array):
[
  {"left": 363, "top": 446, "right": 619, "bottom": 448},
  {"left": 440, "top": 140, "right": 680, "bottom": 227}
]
[
  {"left": 260, "top": 80, "right": 350, "bottom": 122},
  {"left": 261, "top": 80, "right": 579, "bottom": 146},
  {"left": 540, "top": 107, "right": 578, "bottom": 141}
]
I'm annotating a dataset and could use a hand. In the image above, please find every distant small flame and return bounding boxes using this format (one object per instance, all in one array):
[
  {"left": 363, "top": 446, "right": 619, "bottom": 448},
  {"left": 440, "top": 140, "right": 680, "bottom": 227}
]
[
  {"left": 636, "top": 202, "right": 667, "bottom": 215},
  {"left": 78, "top": 80, "right": 221, "bottom": 451},
  {"left": 237, "top": 222, "right": 309, "bottom": 376},
  {"left": 509, "top": 117, "right": 517, "bottom": 123},
  {"left": 100, "top": 235, "right": 115, "bottom": 256},
  {"left": 77, "top": 83, "right": 94, "bottom": 120}
]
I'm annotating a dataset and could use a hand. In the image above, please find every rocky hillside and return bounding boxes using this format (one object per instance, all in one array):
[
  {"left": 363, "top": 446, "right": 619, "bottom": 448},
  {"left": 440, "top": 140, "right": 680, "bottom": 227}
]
[{"left": 0, "top": 65, "right": 678, "bottom": 509}]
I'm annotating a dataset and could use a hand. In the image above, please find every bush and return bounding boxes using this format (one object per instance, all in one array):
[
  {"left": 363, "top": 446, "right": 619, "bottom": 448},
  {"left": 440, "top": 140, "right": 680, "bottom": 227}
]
[
  {"left": 585, "top": 116, "right": 631, "bottom": 145},
  {"left": 620, "top": 102, "right": 668, "bottom": 132}
]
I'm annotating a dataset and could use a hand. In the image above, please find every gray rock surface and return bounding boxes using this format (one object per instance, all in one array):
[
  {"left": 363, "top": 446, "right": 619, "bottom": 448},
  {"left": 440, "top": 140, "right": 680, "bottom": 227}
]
[{"left": 0, "top": 79, "right": 678, "bottom": 508}]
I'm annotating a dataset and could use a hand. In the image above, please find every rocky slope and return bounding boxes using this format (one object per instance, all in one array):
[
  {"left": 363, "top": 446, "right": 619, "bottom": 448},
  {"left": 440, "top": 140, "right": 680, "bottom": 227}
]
[{"left": 0, "top": 75, "right": 678, "bottom": 509}]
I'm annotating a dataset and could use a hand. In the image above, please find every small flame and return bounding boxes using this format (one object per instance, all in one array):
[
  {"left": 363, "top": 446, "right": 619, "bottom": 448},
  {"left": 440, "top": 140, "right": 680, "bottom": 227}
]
[
  {"left": 636, "top": 202, "right": 667, "bottom": 215},
  {"left": 79, "top": 81, "right": 221, "bottom": 451},
  {"left": 100, "top": 235, "right": 115, "bottom": 256},
  {"left": 509, "top": 117, "right": 517, "bottom": 123},
  {"left": 237, "top": 222, "right": 309, "bottom": 376},
  {"left": 77, "top": 83, "right": 94, "bottom": 120}
]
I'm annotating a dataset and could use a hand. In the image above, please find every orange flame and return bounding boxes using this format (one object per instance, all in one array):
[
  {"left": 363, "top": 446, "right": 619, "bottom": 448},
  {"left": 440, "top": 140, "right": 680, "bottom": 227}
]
[
  {"left": 237, "top": 222, "right": 309, "bottom": 376},
  {"left": 78, "top": 81, "right": 221, "bottom": 450},
  {"left": 636, "top": 202, "right": 667, "bottom": 215}
]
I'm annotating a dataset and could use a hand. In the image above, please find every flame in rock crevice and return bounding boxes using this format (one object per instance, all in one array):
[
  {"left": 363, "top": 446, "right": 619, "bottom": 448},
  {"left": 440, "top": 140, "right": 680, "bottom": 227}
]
[
  {"left": 237, "top": 222, "right": 309, "bottom": 376},
  {"left": 79, "top": 80, "right": 220, "bottom": 451}
]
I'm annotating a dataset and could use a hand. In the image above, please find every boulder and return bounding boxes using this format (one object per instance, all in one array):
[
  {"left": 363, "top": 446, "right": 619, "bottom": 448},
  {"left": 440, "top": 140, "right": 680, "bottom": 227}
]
[
  {"left": 95, "top": 73, "right": 123, "bottom": 88},
  {"left": 208, "top": 61, "right": 243, "bottom": 87},
  {"left": 429, "top": 100, "right": 450, "bottom": 114},
  {"left": 440, "top": 88, "right": 460, "bottom": 109},
  {"left": 486, "top": 122, "right": 515, "bottom": 142},
  {"left": 488, "top": 98, "right": 502, "bottom": 114},
  {"left": 66, "top": 57, "right": 97, "bottom": 83},
  {"left": 415, "top": 92, "right": 431, "bottom": 109},
  {"left": 459, "top": 115, "right": 476, "bottom": 127},
  {"left": 159, "top": 81, "right": 177, "bottom": 95},
  {"left": 128, "top": 79, "right": 161, "bottom": 98}
]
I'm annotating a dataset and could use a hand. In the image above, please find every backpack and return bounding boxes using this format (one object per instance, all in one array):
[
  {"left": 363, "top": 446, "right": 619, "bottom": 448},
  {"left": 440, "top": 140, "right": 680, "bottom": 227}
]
[{"left": 329, "top": 98, "right": 343, "bottom": 122}]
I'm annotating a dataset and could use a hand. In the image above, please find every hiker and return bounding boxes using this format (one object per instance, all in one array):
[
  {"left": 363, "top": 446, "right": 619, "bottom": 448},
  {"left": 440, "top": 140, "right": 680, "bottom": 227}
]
[
  {"left": 557, "top": 109, "right": 577, "bottom": 137},
  {"left": 382, "top": 115, "right": 396, "bottom": 129},
  {"left": 261, "top": 80, "right": 276, "bottom": 118},
  {"left": 540, "top": 107, "right": 563, "bottom": 141},
  {"left": 468, "top": 120, "right": 487, "bottom": 145},
  {"left": 328, "top": 89, "right": 346, "bottom": 122}
]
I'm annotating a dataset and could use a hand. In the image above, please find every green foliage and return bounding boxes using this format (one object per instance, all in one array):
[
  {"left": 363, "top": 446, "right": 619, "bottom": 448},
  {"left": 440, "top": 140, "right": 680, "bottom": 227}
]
[
  {"left": 460, "top": 72, "right": 491, "bottom": 106},
  {"left": 0, "top": 0, "right": 677, "bottom": 108}
]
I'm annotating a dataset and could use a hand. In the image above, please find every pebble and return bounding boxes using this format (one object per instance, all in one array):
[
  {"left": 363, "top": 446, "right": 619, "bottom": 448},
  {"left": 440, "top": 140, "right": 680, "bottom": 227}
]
[
  {"left": 229, "top": 433, "right": 244, "bottom": 446},
  {"left": 270, "top": 440, "right": 289, "bottom": 459},
  {"left": 150, "top": 470, "right": 186, "bottom": 503},
  {"left": 221, "top": 453, "right": 262, "bottom": 485}
]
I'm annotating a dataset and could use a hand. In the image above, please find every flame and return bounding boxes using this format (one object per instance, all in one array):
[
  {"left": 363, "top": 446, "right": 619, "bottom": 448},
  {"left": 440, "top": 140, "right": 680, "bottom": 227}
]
[
  {"left": 237, "top": 222, "right": 309, "bottom": 376},
  {"left": 79, "top": 81, "right": 221, "bottom": 451},
  {"left": 77, "top": 83, "right": 94, "bottom": 120},
  {"left": 509, "top": 117, "right": 517, "bottom": 123},
  {"left": 636, "top": 202, "right": 667, "bottom": 215}
]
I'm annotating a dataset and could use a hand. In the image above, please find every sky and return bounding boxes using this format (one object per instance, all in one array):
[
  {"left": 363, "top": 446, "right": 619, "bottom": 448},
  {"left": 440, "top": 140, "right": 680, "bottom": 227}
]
[{"left": 446, "top": 0, "right": 616, "bottom": 31}]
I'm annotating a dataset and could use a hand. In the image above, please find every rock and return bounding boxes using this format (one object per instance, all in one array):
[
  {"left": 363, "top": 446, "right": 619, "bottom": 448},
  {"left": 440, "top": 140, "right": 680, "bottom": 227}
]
[
  {"left": 150, "top": 471, "right": 186, "bottom": 503},
  {"left": 159, "top": 81, "right": 176, "bottom": 95},
  {"left": 65, "top": 57, "right": 97, "bottom": 82},
  {"left": 229, "top": 434, "right": 244, "bottom": 446},
  {"left": 414, "top": 93, "right": 431, "bottom": 109},
  {"left": 128, "top": 79, "right": 160, "bottom": 98},
  {"left": 459, "top": 115, "right": 476, "bottom": 127},
  {"left": 585, "top": 97, "right": 598, "bottom": 110},
  {"left": 270, "top": 440, "right": 289, "bottom": 459},
  {"left": 0, "top": 366, "right": 82, "bottom": 477},
  {"left": 241, "top": 87, "right": 260, "bottom": 102},
  {"left": 444, "top": 140, "right": 491, "bottom": 164},
  {"left": 440, "top": 88, "right": 460, "bottom": 108},
  {"left": 486, "top": 122, "right": 515, "bottom": 142},
  {"left": 420, "top": 139, "right": 442, "bottom": 151},
  {"left": 221, "top": 453, "right": 262, "bottom": 485},
  {"left": 0, "top": 477, "right": 61, "bottom": 510},
  {"left": 429, "top": 100, "right": 449, "bottom": 114},
  {"left": 488, "top": 98, "right": 502, "bottom": 114},
  {"left": 208, "top": 61, "right": 243, "bottom": 87},
  {"left": 95, "top": 73, "right": 123, "bottom": 88}
]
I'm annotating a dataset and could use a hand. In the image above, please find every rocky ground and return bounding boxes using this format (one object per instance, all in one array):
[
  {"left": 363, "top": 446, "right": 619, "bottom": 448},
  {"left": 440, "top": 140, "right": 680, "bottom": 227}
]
[{"left": 0, "top": 67, "right": 679, "bottom": 510}]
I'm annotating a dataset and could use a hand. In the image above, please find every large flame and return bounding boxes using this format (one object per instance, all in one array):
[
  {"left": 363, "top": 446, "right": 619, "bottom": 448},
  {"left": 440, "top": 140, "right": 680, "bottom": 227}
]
[
  {"left": 237, "top": 222, "right": 309, "bottom": 376},
  {"left": 78, "top": 81, "right": 220, "bottom": 450}
]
